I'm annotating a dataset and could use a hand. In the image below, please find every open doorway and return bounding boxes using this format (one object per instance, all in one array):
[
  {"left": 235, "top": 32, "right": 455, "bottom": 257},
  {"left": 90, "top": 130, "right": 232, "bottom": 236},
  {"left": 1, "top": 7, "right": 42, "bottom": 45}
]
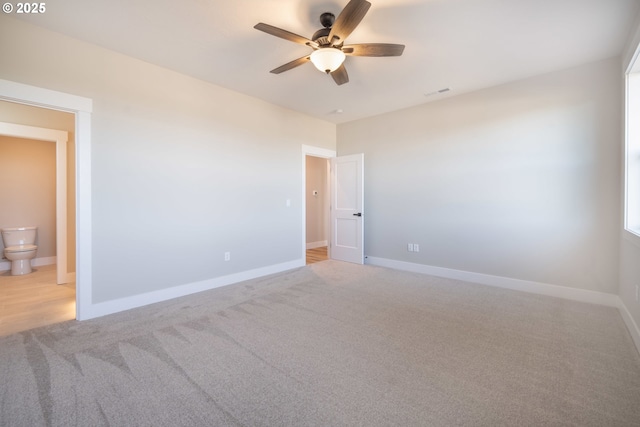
[
  {"left": 302, "top": 145, "right": 335, "bottom": 264},
  {"left": 0, "top": 102, "right": 76, "bottom": 336},
  {"left": 0, "top": 78, "right": 92, "bottom": 322},
  {"left": 305, "top": 155, "right": 330, "bottom": 264}
]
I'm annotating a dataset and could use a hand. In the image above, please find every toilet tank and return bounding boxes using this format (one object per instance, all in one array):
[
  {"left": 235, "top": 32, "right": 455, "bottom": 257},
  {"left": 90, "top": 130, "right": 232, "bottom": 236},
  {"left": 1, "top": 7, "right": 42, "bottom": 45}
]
[{"left": 1, "top": 226, "right": 37, "bottom": 246}]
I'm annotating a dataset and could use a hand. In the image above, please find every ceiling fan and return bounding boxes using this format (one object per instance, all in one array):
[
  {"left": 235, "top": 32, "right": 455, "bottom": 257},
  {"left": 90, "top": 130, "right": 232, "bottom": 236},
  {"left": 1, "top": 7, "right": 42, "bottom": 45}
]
[{"left": 254, "top": 0, "right": 405, "bottom": 85}]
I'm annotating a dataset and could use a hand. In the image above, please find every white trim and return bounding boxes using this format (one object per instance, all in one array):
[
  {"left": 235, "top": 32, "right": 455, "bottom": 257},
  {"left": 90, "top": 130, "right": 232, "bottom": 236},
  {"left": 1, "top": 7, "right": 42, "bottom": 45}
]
[
  {"left": 75, "top": 110, "right": 92, "bottom": 320},
  {"left": 0, "top": 122, "right": 67, "bottom": 142},
  {"left": 302, "top": 145, "right": 336, "bottom": 263},
  {"left": 618, "top": 301, "right": 640, "bottom": 355},
  {"left": 302, "top": 145, "right": 336, "bottom": 158},
  {"left": 0, "top": 79, "right": 92, "bottom": 113},
  {"left": 624, "top": 13, "right": 640, "bottom": 73},
  {"left": 623, "top": 228, "right": 640, "bottom": 250},
  {"left": 366, "top": 257, "right": 620, "bottom": 306},
  {"left": 0, "top": 121, "right": 68, "bottom": 284},
  {"left": 81, "top": 259, "right": 304, "bottom": 320},
  {"left": 624, "top": 73, "right": 630, "bottom": 232},
  {"left": 33, "top": 256, "right": 56, "bottom": 267},
  {"left": 0, "top": 79, "right": 93, "bottom": 321},
  {"left": 366, "top": 257, "right": 640, "bottom": 355},
  {"left": 306, "top": 240, "right": 328, "bottom": 250},
  {"left": 624, "top": 72, "right": 640, "bottom": 236},
  {"left": 0, "top": 255, "right": 56, "bottom": 271},
  {"left": 626, "top": 40, "right": 640, "bottom": 74}
]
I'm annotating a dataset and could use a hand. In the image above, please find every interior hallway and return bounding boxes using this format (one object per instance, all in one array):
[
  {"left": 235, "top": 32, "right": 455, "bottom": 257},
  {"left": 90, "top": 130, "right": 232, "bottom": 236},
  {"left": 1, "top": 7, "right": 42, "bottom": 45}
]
[{"left": 0, "top": 264, "right": 76, "bottom": 336}]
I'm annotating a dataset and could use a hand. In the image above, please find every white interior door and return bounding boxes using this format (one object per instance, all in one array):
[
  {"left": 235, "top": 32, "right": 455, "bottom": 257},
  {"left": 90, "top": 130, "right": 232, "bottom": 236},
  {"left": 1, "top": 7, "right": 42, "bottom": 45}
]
[{"left": 330, "top": 153, "right": 364, "bottom": 264}]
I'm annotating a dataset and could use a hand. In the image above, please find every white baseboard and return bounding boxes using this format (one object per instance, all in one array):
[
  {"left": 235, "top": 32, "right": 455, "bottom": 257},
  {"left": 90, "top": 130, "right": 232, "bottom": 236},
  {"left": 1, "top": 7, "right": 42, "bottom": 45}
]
[
  {"left": 618, "top": 301, "right": 640, "bottom": 355},
  {"left": 306, "top": 241, "right": 328, "bottom": 250},
  {"left": 80, "top": 258, "right": 305, "bottom": 320},
  {"left": 365, "top": 257, "right": 640, "bottom": 355},
  {"left": 366, "top": 257, "right": 620, "bottom": 306},
  {"left": 34, "top": 256, "right": 56, "bottom": 267},
  {"left": 0, "top": 255, "right": 56, "bottom": 271}
]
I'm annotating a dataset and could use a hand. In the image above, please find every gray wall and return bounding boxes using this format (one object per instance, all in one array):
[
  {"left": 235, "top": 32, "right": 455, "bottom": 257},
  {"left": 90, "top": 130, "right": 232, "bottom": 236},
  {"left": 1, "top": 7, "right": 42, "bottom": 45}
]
[
  {"left": 338, "top": 58, "right": 621, "bottom": 294},
  {"left": 0, "top": 16, "right": 335, "bottom": 303}
]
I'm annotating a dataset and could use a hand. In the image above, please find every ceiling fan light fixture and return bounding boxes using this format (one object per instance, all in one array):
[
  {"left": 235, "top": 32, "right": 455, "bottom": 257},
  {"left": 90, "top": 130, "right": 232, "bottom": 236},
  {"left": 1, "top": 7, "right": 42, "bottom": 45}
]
[
  {"left": 310, "top": 48, "right": 346, "bottom": 74},
  {"left": 254, "top": 0, "right": 404, "bottom": 85}
]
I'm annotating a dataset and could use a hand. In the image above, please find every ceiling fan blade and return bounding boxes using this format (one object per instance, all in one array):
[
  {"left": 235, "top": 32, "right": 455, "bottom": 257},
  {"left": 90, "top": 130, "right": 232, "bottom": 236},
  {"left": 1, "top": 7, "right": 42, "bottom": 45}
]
[
  {"left": 254, "top": 23, "right": 318, "bottom": 48},
  {"left": 328, "top": 0, "right": 371, "bottom": 45},
  {"left": 270, "top": 55, "right": 311, "bottom": 74},
  {"left": 342, "top": 43, "right": 405, "bottom": 57},
  {"left": 331, "top": 64, "right": 349, "bottom": 85}
]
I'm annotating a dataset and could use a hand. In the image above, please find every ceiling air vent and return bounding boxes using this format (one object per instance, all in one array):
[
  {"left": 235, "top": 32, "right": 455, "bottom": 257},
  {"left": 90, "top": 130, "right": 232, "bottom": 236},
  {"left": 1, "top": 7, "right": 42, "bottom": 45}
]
[{"left": 424, "top": 88, "right": 451, "bottom": 97}]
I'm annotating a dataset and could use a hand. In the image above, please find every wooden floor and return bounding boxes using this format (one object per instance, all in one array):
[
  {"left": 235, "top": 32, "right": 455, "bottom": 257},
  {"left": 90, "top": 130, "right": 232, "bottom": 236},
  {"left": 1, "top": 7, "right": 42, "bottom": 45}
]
[
  {"left": 0, "top": 264, "right": 76, "bottom": 337},
  {"left": 306, "top": 246, "right": 328, "bottom": 265},
  {"left": 0, "top": 251, "right": 325, "bottom": 337}
]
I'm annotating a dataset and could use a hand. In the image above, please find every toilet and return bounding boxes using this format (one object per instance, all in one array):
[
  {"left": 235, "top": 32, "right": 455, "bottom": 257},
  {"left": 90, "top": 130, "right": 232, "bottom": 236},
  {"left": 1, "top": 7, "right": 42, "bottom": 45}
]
[{"left": 1, "top": 226, "right": 38, "bottom": 275}]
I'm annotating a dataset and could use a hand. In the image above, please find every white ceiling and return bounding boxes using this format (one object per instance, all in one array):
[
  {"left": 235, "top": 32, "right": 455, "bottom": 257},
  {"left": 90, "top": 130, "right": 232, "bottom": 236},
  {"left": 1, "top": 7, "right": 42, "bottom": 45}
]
[{"left": 13, "top": 0, "right": 640, "bottom": 123}]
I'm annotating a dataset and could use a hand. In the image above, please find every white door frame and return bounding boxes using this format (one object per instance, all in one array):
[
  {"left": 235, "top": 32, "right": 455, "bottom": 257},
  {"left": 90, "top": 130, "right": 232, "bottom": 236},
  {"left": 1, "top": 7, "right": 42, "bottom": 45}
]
[
  {"left": 302, "top": 145, "right": 336, "bottom": 261},
  {"left": 0, "top": 121, "right": 69, "bottom": 284},
  {"left": 0, "top": 79, "right": 93, "bottom": 320}
]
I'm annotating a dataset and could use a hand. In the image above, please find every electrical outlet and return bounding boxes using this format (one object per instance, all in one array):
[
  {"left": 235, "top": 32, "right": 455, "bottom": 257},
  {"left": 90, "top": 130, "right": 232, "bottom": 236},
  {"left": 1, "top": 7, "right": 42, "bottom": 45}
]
[
  {"left": 414, "top": 244, "right": 420, "bottom": 252},
  {"left": 407, "top": 243, "right": 414, "bottom": 252},
  {"left": 224, "top": 252, "right": 231, "bottom": 261}
]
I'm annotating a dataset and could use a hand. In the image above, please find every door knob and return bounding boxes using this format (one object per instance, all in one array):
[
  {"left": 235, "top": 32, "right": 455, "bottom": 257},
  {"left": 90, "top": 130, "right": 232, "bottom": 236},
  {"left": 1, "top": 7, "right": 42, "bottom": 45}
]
[{"left": 353, "top": 213, "right": 362, "bottom": 217}]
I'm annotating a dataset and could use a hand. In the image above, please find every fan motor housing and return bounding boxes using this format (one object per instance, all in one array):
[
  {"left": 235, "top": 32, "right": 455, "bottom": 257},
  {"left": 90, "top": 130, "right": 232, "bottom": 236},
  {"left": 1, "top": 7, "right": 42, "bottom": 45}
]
[
  {"left": 313, "top": 12, "right": 336, "bottom": 46},
  {"left": 319, "top": 12, "right": 335, "bottom": 28},
  {"left": 312, "top": 27, "right": 331, "bottom": 45}
]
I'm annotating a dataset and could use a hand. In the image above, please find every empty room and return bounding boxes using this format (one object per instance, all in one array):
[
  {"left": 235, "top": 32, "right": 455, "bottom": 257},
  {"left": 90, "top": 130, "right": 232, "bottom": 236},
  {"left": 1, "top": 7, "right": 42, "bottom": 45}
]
[{"left": 1, "top": 0, "right": 640, "bottom": 425}]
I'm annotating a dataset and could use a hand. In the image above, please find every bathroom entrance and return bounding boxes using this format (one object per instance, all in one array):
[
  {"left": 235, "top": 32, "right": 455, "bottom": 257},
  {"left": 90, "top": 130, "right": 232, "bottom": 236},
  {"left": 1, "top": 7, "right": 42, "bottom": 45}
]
[{"left": 0, "top": 101, "right": 77, "bottom": 335}]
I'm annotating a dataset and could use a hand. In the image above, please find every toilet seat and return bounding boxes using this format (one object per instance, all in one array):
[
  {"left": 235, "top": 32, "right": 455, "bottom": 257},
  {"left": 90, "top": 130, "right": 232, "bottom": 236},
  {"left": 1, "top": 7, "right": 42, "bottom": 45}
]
[{"left": 4, "top": 244, "right": 37, "bottom": 253}]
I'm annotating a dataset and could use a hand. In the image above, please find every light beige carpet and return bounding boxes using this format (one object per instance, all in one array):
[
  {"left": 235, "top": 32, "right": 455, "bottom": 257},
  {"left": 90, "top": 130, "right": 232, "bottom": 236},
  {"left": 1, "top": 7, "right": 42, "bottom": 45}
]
[{"left": 1, "top": 260, "right": 639, "bottom": 426}]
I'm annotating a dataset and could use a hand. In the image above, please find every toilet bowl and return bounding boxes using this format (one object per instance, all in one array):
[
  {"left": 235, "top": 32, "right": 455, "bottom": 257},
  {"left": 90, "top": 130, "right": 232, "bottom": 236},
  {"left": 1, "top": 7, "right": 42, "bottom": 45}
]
[{"left": 1, "top": 226, "right": 38, "bottom": 275}]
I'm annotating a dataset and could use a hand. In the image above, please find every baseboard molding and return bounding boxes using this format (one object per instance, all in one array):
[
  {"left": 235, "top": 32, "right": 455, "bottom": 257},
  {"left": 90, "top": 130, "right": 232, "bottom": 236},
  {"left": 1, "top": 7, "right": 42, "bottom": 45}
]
[
  {"left": 34, "top": 256, "right": 56, "bottom": 267},
  {"left": 366, "top": 257, "right": 620, "bottom": 306},
  {"left": 617, "top": 300, "right": 640, "bottom": 355},
  {"left": 306, "top": 241, "right": 328, "bottom": 250},
  {"left": 80, "top": 258, "right": 305, "bottom": 320},
  {"left": 0, "top": 255, "right": 56, "bottom": 271},
  {"left": 366, "top": 257, "right": 640, "bottom": 355}
]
